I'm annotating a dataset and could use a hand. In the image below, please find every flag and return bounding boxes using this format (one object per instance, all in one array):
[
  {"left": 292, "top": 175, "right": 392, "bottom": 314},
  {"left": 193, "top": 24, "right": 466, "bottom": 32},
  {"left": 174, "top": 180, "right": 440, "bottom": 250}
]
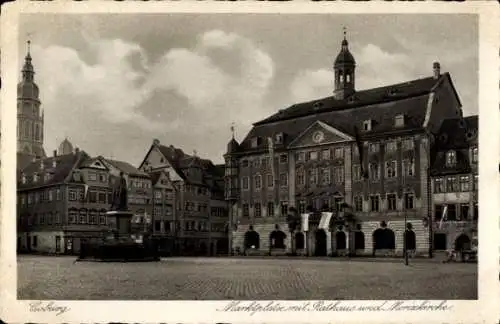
[
  {"left": 83, "top": 184, "right": 89, "bottom": 200},
  {"left": 319, "top": 212, "right": 333, "bottom": 230},
  {"left": 354, "top": 126, "right": 368, "bottom": 179},
  {"left": 301, "top": 213, "right": 310, "bottom": 232},
  {"left": 438, "top": 205, "right": 448, "bottom": 229}
]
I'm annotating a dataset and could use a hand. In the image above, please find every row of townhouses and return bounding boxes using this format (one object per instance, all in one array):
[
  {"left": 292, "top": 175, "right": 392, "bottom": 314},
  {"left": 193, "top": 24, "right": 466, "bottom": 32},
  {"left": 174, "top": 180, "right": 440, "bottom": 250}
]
[{"left": 16, "top": 45, "right": 229, "bottom": 256}]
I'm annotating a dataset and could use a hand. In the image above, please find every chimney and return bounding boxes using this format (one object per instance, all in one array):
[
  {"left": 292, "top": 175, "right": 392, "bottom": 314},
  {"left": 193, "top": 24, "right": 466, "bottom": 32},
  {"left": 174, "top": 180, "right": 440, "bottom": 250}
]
[
  {"left": 52, "top": 160, "right": 57, "bottom": 168},
  {"left": 433, "top": 62, "right": 441, "bottom": 79},
  {"left": 153, "top": 138, "right": 160, "bottom": 146},
  {"left": 40, "top": 159, "right": 44, "bottom": 170},
  {"left": 75, "top": 147, "right": 80, "bottom": 154},
  {"left": 53, "top": 150, "right": 57, "bottom": 157}
]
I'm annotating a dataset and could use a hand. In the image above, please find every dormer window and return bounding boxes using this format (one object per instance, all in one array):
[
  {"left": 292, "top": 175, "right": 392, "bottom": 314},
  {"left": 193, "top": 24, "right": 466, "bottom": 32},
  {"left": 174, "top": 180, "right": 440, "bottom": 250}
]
[
  {"left": 313, "top": 102, "right": 323, "bottom": 110},
  {"left": 363, "top": 120, "right": 372, "bottom": 132},
  {"left": 446, "top": 150, "right": 457, "bottom": 167},
  {"left": 275, "top": 132, "right": 284, "bottom": 144},
  {"left": 33, "top": 173, "right": 39, "bottom": 182},
  {"left": 52, "top": 160, "right": 57, "bottom": 168},
  {"left": 387, "top": 88, "right": 399, "bottom": 96},
  {"left": 21, "top": 174, "right": 26, "bottom": 184},
  {"left": 394, "top": 114, "right": 405, "bottom": 128},
  {"left": 251, "top": 137, "right": 259, "bottom": 148}
]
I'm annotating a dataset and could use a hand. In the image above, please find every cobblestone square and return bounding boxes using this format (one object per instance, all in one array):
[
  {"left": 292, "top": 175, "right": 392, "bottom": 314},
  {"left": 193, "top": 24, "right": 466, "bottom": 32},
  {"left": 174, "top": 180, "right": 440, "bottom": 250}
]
[{"left": 18, "top": 256, "right": 477, "bottom": 300}]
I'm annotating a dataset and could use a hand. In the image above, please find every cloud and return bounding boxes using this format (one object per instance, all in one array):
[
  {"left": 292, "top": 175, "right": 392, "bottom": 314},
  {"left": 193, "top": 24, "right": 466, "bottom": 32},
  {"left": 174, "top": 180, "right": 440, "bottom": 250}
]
[
  {"left": 288, "top": 44, "right": 414, "bottom": 103},
  {"left": 30, "top": 30, "right": 275, "bottom": 162}
]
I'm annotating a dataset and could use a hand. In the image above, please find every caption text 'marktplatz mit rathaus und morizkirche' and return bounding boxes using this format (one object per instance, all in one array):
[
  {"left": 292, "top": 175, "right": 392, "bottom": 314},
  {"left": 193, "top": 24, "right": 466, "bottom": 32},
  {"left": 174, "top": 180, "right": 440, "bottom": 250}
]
[{"left": 16, "top": 32, "right": 478, "bottom": 257}]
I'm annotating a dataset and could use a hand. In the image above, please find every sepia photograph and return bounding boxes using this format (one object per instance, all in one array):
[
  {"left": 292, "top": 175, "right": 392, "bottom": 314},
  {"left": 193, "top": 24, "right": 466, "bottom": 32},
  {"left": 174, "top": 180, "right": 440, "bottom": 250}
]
[{"left": 1, "top": 2, "right": 499, "bottom": 324}]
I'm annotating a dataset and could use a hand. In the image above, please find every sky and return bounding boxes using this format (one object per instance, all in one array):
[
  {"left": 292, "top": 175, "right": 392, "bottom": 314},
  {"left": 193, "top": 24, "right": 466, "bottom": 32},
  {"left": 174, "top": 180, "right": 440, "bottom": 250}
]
[{"left": 19, "top": 14, "right": 478, "bottom": 165}]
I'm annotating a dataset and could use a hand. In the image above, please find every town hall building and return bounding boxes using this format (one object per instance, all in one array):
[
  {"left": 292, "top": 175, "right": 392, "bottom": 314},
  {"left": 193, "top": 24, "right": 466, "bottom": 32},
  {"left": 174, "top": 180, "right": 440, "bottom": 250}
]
[{"left": 224, "top": 31, "right": 478, "bottom": 257}]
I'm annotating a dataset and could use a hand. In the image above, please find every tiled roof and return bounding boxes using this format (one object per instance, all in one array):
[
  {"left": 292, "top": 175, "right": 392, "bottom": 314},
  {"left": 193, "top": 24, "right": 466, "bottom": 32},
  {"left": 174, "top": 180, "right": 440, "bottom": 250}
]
[
  {"left": 430, "top": 114, "right": 478, "bottom": 176},
  {"left": 18, "top": 150, "right": 89, "bottom": 190},
  {"left": 238, "top": 75, "right": 450, "bottom": 153},
  {"left": 105, "top": 158, "right": 150, "bottom": 178},
  {"left": 157, "top": 144, "right": 223, "bottom": 187},
  {"left": 17, "top": 152, "right": 34, "bottom": 171}
]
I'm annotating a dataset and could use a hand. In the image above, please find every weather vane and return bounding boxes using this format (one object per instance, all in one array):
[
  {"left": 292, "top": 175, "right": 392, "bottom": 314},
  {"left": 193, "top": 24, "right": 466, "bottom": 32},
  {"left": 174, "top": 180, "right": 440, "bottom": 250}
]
[{"left": 343, "top": 26, "right": 347, "bottom": 39}]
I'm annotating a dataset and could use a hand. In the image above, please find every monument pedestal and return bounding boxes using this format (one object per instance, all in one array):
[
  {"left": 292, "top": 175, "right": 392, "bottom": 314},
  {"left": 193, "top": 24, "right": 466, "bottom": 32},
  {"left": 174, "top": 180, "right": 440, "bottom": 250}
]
[{"left": 77, "top": 209, "right": 159, "bottom": 262}]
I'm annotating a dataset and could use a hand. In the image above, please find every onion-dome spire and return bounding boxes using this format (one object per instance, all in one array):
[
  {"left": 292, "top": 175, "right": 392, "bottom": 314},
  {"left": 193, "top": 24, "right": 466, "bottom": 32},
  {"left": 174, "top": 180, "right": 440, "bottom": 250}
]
[
  {"left": 333, "top": 26, "right": 356, "bottom": 99},
  {"left": 334, "top": 26, "right": 356, "bottom": 67},
  {"left": 22, "top": 40, "right": 35, "bottom": 82}
]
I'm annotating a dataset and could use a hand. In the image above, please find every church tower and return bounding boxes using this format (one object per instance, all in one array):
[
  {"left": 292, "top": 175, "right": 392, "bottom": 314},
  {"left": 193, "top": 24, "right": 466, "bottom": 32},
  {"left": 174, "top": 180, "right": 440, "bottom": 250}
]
[
  {"left": 333, "top": 28, "right": 356, "bottom": 100},
  {"left": 17, "top": 40, "right": 46, "bottom": 158}
]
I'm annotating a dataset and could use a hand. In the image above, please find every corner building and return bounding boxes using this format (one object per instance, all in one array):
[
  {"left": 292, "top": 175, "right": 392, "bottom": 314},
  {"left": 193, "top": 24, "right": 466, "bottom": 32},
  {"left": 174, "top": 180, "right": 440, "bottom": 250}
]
[{"left": 225, "top": 33, "right": 467, "bottom": 257}]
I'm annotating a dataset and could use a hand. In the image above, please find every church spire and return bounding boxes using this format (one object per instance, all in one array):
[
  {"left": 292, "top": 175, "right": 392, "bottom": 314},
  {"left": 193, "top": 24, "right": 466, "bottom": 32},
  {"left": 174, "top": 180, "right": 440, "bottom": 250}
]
[
  {"left": 333, "top": 26, "right": 356, "bottom": 100},
  {"left": 22, "top": 40, "right": 35, "bottom": 82}
]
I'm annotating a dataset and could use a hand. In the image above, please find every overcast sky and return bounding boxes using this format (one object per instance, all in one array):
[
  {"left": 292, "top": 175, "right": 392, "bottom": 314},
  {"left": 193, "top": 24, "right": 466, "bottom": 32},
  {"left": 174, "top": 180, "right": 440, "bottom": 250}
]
[{"left": 19, "top": 14, "right": 478, "bottom": 165}]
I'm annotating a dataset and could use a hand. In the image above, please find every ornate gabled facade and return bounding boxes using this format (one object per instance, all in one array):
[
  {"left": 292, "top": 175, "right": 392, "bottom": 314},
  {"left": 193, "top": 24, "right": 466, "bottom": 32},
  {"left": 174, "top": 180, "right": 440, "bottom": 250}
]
[
  {"left": 139, "top": 139, "right": 229, "bottom": 256},
  {"left": 225, "top": 32, "right": 465, "bottom": 257},
  {"left": 17, "top": 41, "right": 46, "bottom": 159},
  {"left": 430, "top": 115, "right": 478, "bottom": 253}
]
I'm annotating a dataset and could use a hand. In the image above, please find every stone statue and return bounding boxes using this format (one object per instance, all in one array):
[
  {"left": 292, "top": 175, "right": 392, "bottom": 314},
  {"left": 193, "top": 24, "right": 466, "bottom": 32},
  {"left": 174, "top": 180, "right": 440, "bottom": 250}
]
[{"left": 110, "top": 171, "right": 129, "bottom": 211}]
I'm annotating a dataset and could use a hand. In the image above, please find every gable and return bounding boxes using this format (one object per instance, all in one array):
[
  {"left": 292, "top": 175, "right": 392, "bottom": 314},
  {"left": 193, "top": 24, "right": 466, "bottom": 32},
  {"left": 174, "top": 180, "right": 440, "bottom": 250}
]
[
  {"left": 141, "top": 146, "right": 183, "bottom": 182},
  {"left": 87, "top": 159, "right": 108, "bottom": 170},
  {"left": 156, "top": 172, "right": 175, "bottom": 189},
  {"left": 288, "top": 120, "right": 354, "bottom": 149}
]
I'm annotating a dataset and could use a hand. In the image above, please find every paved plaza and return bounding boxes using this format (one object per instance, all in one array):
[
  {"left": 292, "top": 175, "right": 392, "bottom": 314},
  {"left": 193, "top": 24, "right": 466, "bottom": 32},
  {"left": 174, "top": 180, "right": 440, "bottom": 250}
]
[{"left": 18, "top": 256, "right": 477, "bottom": 300}]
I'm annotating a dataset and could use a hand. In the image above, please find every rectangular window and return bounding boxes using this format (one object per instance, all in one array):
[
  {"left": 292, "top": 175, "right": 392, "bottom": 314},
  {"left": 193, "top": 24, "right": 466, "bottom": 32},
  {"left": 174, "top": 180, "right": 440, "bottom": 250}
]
[
  {"left": 404, "top": 193, "right": 414, "bottom": 210},
  {"left": 296, "top": 169, "right": 305, "bottom": 186},
  {"left": 434, "top": 178, "right": 445, "bottom": 193},
  {"left": 88, "top": 172, "right": 97, "bottom": 181},
  {"left": 402, "top": 159, "right": 415, "bottom": 177},
  {"left": 254, "top": 175, "right": 262, "bottom": 190},
  {"left": 321, "top": 168, "right": 331, "bottom": 185},
  {"left": 309, "top": 168, "right": 318, "bottom": 185},
  {"left": 298, "top": 201, "right": 306, "bottom": 214},
  {"left": 472, "top": 147, "right": 478, "bottom": 163},
  {"left": 241, "top": 160, "right": 249, "bottom": 168},
  {"left": 279, "top": 154, "right": 288, "bottom": 164},
  {"left": 369, "top": 163, "right": 380, "bottom": 181},
  {"left": 446, "top": 177, "right": 459, "bottom": 192},
  {"left": 352, "top": 165, "right": 362, "bottom": 181},
  {"left": 48, "top": 190, "right": 53, "bottom": 201},
  {"left": 254, "top": 203, "right": 262, "bottom": 218},
  {"left": 296, "top": 152, "right": 306, "bottom": 162},
  {"left": 99, "top": 174, "right": 107, "bottom": 182},
  {"left": 242, "top": 177, "right": 249, "bottom": 190},
  {"left": 387, "top": 193, "right": 397, "bottom": 211},
  {"left": 370, "top": 195, "right": 380, "bottom": 212},
  {"left": 280, "top": 201, "right": 288, "bottom": 216},
  {"left": 69, "top": 190, "right": 77, "bottom": 201},
  {"left": 333, "top": 197, "right": 343, "bottom": 212},
  {"left": 280, "top": 173, "right": 288, "bottom": 187},
  {"left": 56, "top": 188, "right": 61, "bottom": 200},
  {"left": 447, "top": 204, "right": 457, "bottom": 221},
  {"left": 89, "top": 191, "right": 97, "bottom": 203},
  {"left": 353, "top": 196, "right": 363, "bottom": 212},
  {"left": 253, "top": 159, "right": 260, "bottom": 168},
  {"left": 333, "top": 148, "right": 343, "bottom": 159},
  {"left": 385, "top": 160, "right": 397, "bottom": 178},
  {"left": 55, "top": 212, "right": 61, "bottom": 224},
  {"left": 334, "top": 167, "right": 344, "bottom": 183},
  {"left": 309, "top": 151, "right": 318, "bottom": 161},
  {"left": 40, "top": 213, "right": 45, "bottom": 224},
  {"left": 369, "top": 143, "right": 379, "bottom": 153},
  {"left": 243, "top": 204, "right": 249, "bottom": 217},
  {"left": 261, "top": 158, "right": 268, "bottom": 167},
  {"left": 460, "top": 204, "right": 470, "bottom": 221},
  {"left": 385, "top": 141, "right": 397, "bottom": 153},
  {"left": 402, "top": 139, "right": 414, "bottom": 150},
  {"left": 459, "top": 176, "right": 470, "bottom": 192},
  {"left": 267, "top": 202, "right": 274, "bottom": 217},
  {"left": 446, "top": 151, "right": 457, "bottom": 167},
  {"left": 321, "top": 149, "right": 331, "bottom": 160},
  {"left": 267, "top": 174, "right": 274, "bottom": 188}
]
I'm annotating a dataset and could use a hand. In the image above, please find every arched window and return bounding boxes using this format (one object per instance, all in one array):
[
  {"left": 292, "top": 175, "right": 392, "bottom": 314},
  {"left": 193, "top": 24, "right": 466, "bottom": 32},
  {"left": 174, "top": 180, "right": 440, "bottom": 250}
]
[
  {"left": 24, "top": 120, "right": 30, "bottom": 138},
  {"left": 339, "top": 71, "right": 344, "bottom": 83},
  {"left": 346, "top": 74, "right": 351, "bottom": 83},
  {"left": 373, "top": 228, "right": 396, "bottom": 250},
  {"left": 244, "top": 228, "right": 260, "bottom": 249},
  {"left": 35, "top": 124, "right": 40, "bottom": 141},
  {"left": 269, "top": 227, "right": 286, "bottom": 249}
]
